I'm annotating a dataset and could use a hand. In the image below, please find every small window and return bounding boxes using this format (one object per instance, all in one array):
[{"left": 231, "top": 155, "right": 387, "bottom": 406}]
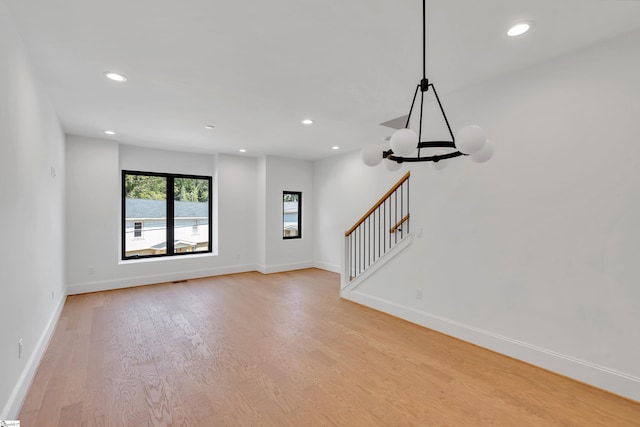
[
  {"left": 134, "top": 221, "right": 143, "bottom": 238},
  {"left": 283, "top": 191, "right": 301, "bottom": 239}
]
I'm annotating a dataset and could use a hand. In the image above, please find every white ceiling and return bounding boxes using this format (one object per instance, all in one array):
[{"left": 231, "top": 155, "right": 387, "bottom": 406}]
[{"left": 5, "top": 0, "right": 640, "bottom": 160}]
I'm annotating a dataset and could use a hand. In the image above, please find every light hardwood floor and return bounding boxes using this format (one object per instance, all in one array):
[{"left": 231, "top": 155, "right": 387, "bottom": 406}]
[{"left": 19, "top": 269, "right": 640, "bottom": 426}]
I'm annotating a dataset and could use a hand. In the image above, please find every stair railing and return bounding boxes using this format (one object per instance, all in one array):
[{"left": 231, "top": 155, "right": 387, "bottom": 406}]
[{"left": 344, "top": 171, "right": 410, "bottom": 282}]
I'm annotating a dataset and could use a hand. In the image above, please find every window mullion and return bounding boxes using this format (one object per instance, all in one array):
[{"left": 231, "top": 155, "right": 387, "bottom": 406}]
[
  {"left": 167, "top": 175, "right": 175, "bottom": 255},
  {"left": 121, "top": 170, "right": 127, "bottom": 258}
]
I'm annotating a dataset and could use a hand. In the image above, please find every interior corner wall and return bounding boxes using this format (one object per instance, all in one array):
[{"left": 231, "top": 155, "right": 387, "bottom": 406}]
[
  {"left": 256, "top": 156, "right": 267, "bottom": 269},
  {"left": 316, "top": 30, "right": 640, "bottom": 401},
  {"left": 257, "top": 155, "right": 315, "bottom": 274},
  {"left": 0, "top": 1, "right": 66, "bottom": 418},
  {"left": 216, "top": 153, "right": 258, "bottom": 269},
  {"left": 65, "top": 138, "right": 259, "bottom": 294}
]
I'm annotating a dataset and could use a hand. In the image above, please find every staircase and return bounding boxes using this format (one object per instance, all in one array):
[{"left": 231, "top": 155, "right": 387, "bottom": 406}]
[{"left": 343, "top": 171, "right": 411, "bottom": 287}]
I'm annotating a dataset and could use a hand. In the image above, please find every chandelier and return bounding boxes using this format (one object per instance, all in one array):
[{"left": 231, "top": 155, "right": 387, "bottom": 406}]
[{"left": 362, "top": 0, "right": 494, "bottom": 171}]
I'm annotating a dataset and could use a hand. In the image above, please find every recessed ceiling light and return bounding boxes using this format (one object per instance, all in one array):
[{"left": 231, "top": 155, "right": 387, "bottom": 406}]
[
  {"left": 205, "top": 125, "right": 215, "bottom": 130},
  {"left": 104, "top": 72, "right": 127, "bottom": 82},
  {"left": 332, "top": 146, "right": 340, "bottom": 150},
  {"left": 301, "top": 119, "right": 314, "bottom": 125},
  {"left": 508, "top": 22, "right": 533, "bottom": 37},
  {"left": 239, "top": 149, "right": 247, "bottom": 153},
  {"left": 104, "top": 130, "right": 116, "bottom": 135}
]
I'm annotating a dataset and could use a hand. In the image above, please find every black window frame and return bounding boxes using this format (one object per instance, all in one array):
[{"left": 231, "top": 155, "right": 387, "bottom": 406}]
[
  {"left": 283, "top": 191, "right": 302, "bottom": 240},
  {"left": 122, "top": 170, "right": 213, "bottom": 260}
]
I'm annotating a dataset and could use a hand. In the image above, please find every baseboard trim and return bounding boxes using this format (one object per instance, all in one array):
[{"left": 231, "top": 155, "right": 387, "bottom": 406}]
[
  {"left": 256, "top": 261, "right": 314, "bottom": 275},
  {"left": 342, "top": 289, "right": 640, "bottom": 403},
  {"left": 1, "top": 293, "right": 67, "bottom": 419},
  {"left": 67, "top": 264, "right": 257, "bottom": 295},
  {"left": 313, "top": 261, "right": 340, "bottom": 274}
]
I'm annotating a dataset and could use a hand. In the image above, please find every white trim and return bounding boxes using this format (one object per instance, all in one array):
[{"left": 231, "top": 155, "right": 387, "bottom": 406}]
[
  {"left": 67, "top": 264, "right": 257, "bottom": 295},
  {"left": 118, "top": 251, "right": 216, "bottom": 265},
  {"left": 313, "top": 261, "right": 340, "bottom": 274},
  {"left": 256, "top": 261, "right": 314, "bottom": 275},
  {"left": 341, "top": 290, "right": 640, "bottom": 402},
  {"left": 1, "top": 293, "right": 67, "bottom": 419}
]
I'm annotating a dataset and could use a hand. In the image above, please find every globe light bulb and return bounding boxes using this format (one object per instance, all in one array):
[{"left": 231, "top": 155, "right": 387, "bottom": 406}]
[
  {"left": 390, "top": 128, "right": 418, "bottom": 157},
  {"left": 361, "top": 144, "right": 383, "bottom": 167},
  {"left": 470, "top": 141, "right": 494, "bottom": 163},
  {"left": 455, "top": 125, "right": 487, "bottom": 155}
]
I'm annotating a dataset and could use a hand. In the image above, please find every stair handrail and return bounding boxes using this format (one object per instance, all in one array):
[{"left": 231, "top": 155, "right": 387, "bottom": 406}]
[
  {"left": 389, "top": 214, "right": 410, "bottom": 234},
  {"left": 345, "top": 171, "right": 411, "bottom": 237}
]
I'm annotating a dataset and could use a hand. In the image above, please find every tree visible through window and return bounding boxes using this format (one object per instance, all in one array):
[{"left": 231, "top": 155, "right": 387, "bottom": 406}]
[
  {"left": 283, "top": 191, "right": 301, "bottom": 239},
  {"left": 122, "top": 171, "right": 212, "bottom": 259}
]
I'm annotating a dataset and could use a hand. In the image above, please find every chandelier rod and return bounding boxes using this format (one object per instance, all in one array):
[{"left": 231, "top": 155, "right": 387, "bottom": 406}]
[
  {"left": 418, "top": 86, "right": 425, "bottom": 157},
  {"left": 431, "top": 82, "right": 455, "bottom": 141},
  {"left": 418, "top": 0, "right": 426, "bottom": 158},
  {"left": 404, "top": 85, "right": 420, "bottom": 128},
  {"left": 423, "top": 0, "right": 426, "bottom": 80}
]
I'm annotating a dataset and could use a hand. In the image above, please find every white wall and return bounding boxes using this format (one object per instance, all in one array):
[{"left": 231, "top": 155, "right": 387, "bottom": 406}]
[
  {"left": 66, "top": 137, "right": 119, "bottom": 290},
  {"left": 257, "top": 155, "right": 315, "bottom": 273},
  {"left": 0, "top": 1, "right": 66, "bottom": 418},
  {"left": 66, "top": 138, "right": 258, "bottom": 294},
  {"left": 216, "top": 153, "right": 258, "bottom": 269},
  {"left": 256, "top": 156, "right": 267, "bottom": 268},
  {"left": 318, "top": 30, "right": 640, "bottom": 400}
]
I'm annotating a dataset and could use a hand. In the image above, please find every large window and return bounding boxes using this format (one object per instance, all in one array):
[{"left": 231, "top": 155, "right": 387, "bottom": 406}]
[
  {"left": 283, "top": 191, "right": 301, "bottom": 239},
  {"left": 122, "top": 171, "right": 212, "bottom": 259}
]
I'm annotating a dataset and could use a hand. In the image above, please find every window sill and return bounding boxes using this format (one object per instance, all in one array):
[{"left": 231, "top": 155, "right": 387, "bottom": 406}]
[{"left": 119, "top": 252, "right": 217, "bottom": 265}]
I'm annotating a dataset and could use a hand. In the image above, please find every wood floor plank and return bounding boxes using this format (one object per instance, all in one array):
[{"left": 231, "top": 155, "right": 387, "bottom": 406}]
[
  {"left": 57, "top": 401, "right": 83, "bottom": 427},
  {"left": 19, "top": 268, "right": 640, "bottom": 426}
]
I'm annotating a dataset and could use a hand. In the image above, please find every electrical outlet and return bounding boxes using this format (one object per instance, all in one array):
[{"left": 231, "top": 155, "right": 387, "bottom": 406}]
[
  {"left": 416, "top": 288, "right": 423, "bottom": 300},
  {"left": 18, "top": 339, "right": 23, "bottom": 359},
  {"left": 416, "top": 228, "right": 424, "bottom": 238},
  {"left": 88, "top": 266, "right": 94, "bottom": 275},
  {"left": 51, "top": 291, "right": 55, "bottom": 300}
]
